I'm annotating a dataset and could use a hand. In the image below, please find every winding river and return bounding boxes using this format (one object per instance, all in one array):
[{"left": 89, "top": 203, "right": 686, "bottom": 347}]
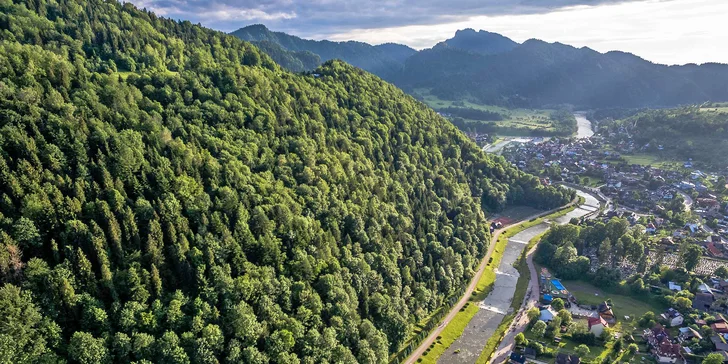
[
  {"left": 575, "top": 112, "right": 594, "bottom": 139},
  {"left": 483, "top": 112, "right": 594, "bottom": 155},
  {"left": 438, "top": 189, "right": 600, "bottom": 364}
]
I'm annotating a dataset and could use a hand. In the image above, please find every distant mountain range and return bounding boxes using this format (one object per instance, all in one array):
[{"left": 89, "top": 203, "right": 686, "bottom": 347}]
[
  {"left": 432, "top": 28, "right": 518, "bottom": 56},
  {"left": 232, "top": 25, "right": 728, "bottom": 109},
  {"left": 231, "top": 24, "right": 416, "bottom": 77}
]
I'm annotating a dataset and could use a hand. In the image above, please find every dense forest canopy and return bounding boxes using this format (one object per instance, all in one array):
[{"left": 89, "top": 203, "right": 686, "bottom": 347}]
[
  {"left": 0, "top": 0, "right": 573, "bottom": 363},
  {"left": 249, "top": 40, "right": 321, "bottom": 73}
]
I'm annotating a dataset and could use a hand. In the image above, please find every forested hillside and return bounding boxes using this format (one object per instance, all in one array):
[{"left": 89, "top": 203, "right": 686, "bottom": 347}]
[
  {"left": 0, "top": 0, "right": 573, "bottom": 363},
  {"left": 597, "top": 106, "right": 728, "bottom": 168},
  {"left": 249, "top": 40, "right": 321, "bottom": 73},
  {"left": 231, "top": 24, "right": 416, "bottom": 78},
  {"left": 236, "top": 26, "right": 728, "bottom": 109},
  {"left": 397, "top": 39, "right": 728, "bottom": 108}
]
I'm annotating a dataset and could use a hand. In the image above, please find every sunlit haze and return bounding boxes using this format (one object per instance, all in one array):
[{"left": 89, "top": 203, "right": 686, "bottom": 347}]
[{"left": 133, "top": 0, "right": 728, "bottom": 65}]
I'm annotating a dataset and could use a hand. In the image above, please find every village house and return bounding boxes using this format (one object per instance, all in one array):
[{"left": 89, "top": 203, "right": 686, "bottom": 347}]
[
  {"left": 712, "top": 335, "right": 728, "bottom": 351},
  {"left": 711, "top": 315, "right": 728, "bottom": 334},
  {"left": 678, "top": 327, "right": 702, "bottom": 342},
  {"left": 698, "top": 282, "right": 714, "bottom": 294},
  {"left": 643, "top": 325, "right": 683, "bottom": 363},
  {"left": 698, "top": 198, "right": 721, "bottom": 214},
  {"left": 668, "top": 281, "right": 682, "bottom": 291},
  {"left": 539, "top": 307, "right": 558, "bottom": 322},
  {"left": 555, "top": 353, "right": 581, "bottom": 364},
  {"left": 707, "top": 242, "right": 723, "bottom": 258},
  {"left": 588, "top": 316, "right": 608, "bottom": 336},
  {"left": 660, "top": 308, "right": 684, "bottom": 327},
  {"left": 598, "top": 301, "right": 616, "bottom": 324},
  {"left": 646, "top": 223, "right": 657, "bottom": 234},
  {"left": 693, "top": 292, "right": 715, "bottom": 312},
  {"left": 509, "top": 352, "right": 526, "bottom": 364}
]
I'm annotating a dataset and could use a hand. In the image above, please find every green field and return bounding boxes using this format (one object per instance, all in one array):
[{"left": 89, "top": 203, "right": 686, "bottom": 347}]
[
  {"left": 562, "top": 280, "right": 665, "bottom": 330},
  {"left": 619, "top": 153, "right": 683, "bottom": 170},
  {"left": 699, "top": 102, "right": 728, "bottom": 113},
  {"left": 413, "top": 88, "right": 556, "bottom": 134}
]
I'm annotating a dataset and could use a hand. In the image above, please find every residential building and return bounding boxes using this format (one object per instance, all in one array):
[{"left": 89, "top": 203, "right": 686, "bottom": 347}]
[
  {"left": 693, "top": 292, "right": 715, "bottom": 312},
  {"left": 598, "top": 301, "right": 616, "bottom": 324},
  {"left": 712, "top": 315, "right": 728, "bottom": 334},
  {"left": 555, "top": 353, "right": 581, "bottom": 364},
  {"left": 711, "top": 335, "right": 728, "bottom": 351},
  {"left": 643, "top": 325, "right": 682, "bottom": 363},
  {"left": 660, "top": 308, "right": 684, "bottom": 327},
  {"left": 678, "top": 327, "right": 702, "bottom": 342},
  {"left": 539, "top": 307, "right": 558, "bottom": 322},
  {"left": 588, "top": 316, "right": 608, "bottom": 336},
  {"left": 509, "top": 352, "right": 526, "bottom": 364}
]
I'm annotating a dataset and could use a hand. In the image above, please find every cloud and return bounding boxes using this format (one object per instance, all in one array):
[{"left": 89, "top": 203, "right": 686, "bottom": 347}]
[
  {"left": 126, "top": 0, "right": 725, "bottom": 65},
  {"left": 131, "top": 0, "right": 296, "bottom": 24},
  {"left": 126, "top": 0, "right": 649, "bottom": 36},
  {"left": 325, "top": 0, "right": 725, "bottom": 65}
]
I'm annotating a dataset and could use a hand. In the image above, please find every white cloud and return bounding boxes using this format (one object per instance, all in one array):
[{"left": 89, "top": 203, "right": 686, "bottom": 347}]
[
  {"left": 324, "top": 0, "right": 728, "bottom": 65},
  {"left": 205, "top": 8, "right": 297, "bottom": 21}
]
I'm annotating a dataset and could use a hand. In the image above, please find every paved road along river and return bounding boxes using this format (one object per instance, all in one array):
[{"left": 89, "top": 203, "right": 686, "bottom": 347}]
[{"left": 438, "top": 190, "right": 599, "bottom": 364}]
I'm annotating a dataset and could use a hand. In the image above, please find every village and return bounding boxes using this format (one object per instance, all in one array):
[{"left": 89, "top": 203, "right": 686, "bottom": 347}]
[
  {"left": 499, "top": 129, "right": 728, "bottom": 363},
  {"left": 502, "top": 134, "right": 728, "bottom": 256},
  {"left": 509, "top": 265, "right": 728, "bottom": 364}
]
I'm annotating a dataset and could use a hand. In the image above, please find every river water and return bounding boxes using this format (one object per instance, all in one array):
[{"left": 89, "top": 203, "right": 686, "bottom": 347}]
[
  {"left": 439, "top": 190, "right": 599, "bottom": 364},
  {"left": 483, "top": 112, "right": 593, "bottom": 156},
  {"left": 575, "top": 112, "right": 594, "bottom": 139}
]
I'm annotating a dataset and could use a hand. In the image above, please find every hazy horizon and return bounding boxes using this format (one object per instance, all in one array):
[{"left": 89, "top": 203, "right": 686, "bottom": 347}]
[{"left": 131, "top": 0, "right": 727, "bottom": 66}]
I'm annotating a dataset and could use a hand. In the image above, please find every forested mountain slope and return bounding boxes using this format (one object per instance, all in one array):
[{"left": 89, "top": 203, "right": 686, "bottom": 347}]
[
  {"left": 233, "top": 25, "right": 728, "bottom": 109},
  {"left": 231, "top": 24, "right": 416, "bottom": 78},
  {"left": 0, "top": 0, "right": 572, "bottom": 363},
  {"left": 397, "top": 39, "right": 728, "bottom": 108},
  {"left": 249, "top": 40, "right": 321, "bottom": 73},
  {"left": 597, "top": 106, "right": 728, "bottom": 168}
]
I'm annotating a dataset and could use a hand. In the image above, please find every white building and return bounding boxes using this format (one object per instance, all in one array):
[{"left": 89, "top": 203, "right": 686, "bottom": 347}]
[
  {"left": 588, "top": 316, "right": 608, "bottom": 336},
  {"left": 539, "top": 307, "right": 557, "bottom": 322}
]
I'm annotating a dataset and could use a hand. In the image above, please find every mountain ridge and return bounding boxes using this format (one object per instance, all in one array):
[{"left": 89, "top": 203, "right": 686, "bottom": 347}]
[
  {"left": 231, "top": 24, "right": 416, "bottom": 78},
  {"left": 234, "top": 24, "right": 728, "bottom": 108},
  {"left": 433, "top": 28, "right": 519, "bottom": 55}
]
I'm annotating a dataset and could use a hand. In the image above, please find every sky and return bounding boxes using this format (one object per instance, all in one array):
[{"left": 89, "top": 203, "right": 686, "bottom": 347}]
[{"left": 129, "top": 0, "right": 728, "bottom": 65}]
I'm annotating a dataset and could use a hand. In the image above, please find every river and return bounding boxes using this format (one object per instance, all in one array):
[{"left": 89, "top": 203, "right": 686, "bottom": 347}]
[
  {"left": 575, "top": 112, "right": 594, "bottom": 139},
  {"left": 438, "top": 189, "right": 600, "bottom": 364},
  {"left": 482, "top": 112, "right": 593, "bottom": 156}
]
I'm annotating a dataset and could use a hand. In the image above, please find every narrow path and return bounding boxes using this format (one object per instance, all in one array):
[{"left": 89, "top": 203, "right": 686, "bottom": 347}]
[{"left": 403, "top": 198, "right": 581, "bottom": 364}]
